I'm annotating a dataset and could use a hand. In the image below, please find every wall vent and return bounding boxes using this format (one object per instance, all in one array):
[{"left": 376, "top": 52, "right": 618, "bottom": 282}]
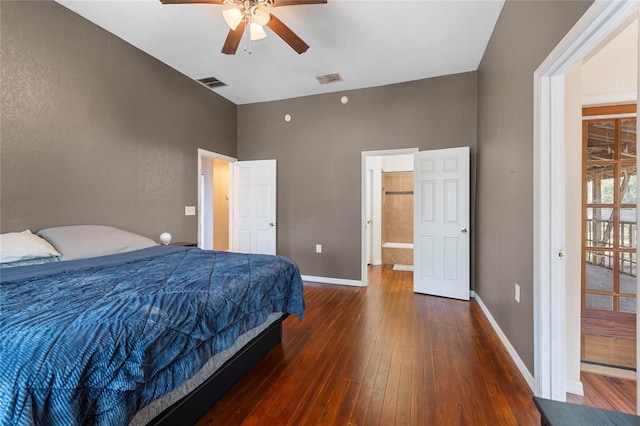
[
  {"left": 197, "top": 76, "right": 226, "bottom": 89},
  {"left": 315, "top": 72, "right": 343, "bottom": 85}
]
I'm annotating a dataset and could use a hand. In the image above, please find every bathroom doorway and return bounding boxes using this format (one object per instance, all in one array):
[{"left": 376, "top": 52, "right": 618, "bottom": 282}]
[
  {"left": 381, "top": 170, "right": 414, "bottom": 270},
  {"left": 362, "top": 149, "right": 418, "bottom": 282}
]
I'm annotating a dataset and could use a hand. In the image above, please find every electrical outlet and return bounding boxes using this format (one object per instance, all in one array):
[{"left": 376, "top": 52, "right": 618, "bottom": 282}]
[
  {"left": 185, "top": 206, "right": 196, "bottom": 216},
  {"left": 515, "top": 283, "right": 520, "bottom": 303},
  {"left": 316, "top": 244, "right": 322, "bottom": 254}
]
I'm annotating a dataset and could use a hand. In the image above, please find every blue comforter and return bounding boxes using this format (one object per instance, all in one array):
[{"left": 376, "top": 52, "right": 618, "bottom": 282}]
[{"left": 0, "top": 246, "right": 304, "bottom": 425}]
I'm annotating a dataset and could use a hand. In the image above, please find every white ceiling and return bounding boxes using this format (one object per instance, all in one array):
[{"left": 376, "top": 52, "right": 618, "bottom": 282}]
[{"left": 56, "top": 0, "right": 504, "bottom": 105}]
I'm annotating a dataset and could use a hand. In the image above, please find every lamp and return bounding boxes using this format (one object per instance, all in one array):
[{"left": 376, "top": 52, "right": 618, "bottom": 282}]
[{"left": 160, "top": 232, "right": 172, "bottom": 245}]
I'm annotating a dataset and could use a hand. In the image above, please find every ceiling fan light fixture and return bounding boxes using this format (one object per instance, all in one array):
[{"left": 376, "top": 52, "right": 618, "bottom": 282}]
[
  {"left": 250, "top": 22, "right": 267, "bottom": 40},
  {"left": 223, "top": 8, "right": 243, "bottom": 30},
  {"left": 252, "top": 5, "right": 271, "bottom": 26}
]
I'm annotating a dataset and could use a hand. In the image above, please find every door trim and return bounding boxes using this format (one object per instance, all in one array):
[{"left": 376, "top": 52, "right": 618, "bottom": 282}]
[
  {"left": 533, "top": 0, "right": 639, "bottom": 403},
  {"left": 361, "top": 148, "right": 419, "bottom": 287},
  {"left": 197, "top": 149, "right": 237, "bottom": 249}
]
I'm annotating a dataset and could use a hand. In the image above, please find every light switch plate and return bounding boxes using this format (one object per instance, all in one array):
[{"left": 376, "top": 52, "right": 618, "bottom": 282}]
[{"left": 185, "top": 206, "right": 196, "bottom": 216}]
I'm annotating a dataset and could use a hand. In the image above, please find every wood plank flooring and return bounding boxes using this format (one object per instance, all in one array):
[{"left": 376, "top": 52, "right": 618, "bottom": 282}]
[
  {"left": 581, "top": 308, "right": 636, "bottom": 369},
  {"left": 196, "top": 265, "right": 539, "bottom": 425},
  {"left": 567, "top": 372, "right": 636, "bottom": 415}
]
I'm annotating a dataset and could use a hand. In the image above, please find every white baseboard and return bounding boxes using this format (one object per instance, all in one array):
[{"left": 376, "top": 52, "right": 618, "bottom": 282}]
[
  {"left": 301, "top": 275, "right": 364, "bottom": 287},
  {"left": 566, "top": 379, "right": 584, "bottom": 396},
  {"left": 473, "top": 293, "right": 535, "bottom": 392},
  {"left": 580, "top": 362, "right": 637, "bottom": 380}
]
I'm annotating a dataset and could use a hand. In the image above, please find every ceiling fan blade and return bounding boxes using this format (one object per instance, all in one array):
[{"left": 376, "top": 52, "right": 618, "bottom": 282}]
[
  {"left": 266, "top": 14, "right": 309, "bottom": 54},
  {"left": 222, "top": 22, "right": 246, "bottom": 55},
  {"left": 272, "top": 0, "right": 326, "bottom": 6},
  {"left": 160, "top": 0, "right": 224, "bottom": 4}
]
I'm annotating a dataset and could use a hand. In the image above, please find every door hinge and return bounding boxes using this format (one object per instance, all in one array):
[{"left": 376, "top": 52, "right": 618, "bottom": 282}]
[{"left": 557, "top": 250, "right": 566, "bottom": 260}]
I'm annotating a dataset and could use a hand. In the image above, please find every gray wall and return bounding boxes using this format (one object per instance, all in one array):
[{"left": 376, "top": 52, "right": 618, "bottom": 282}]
[
  {"left": 238, "top": 73, "right": 477, "bottom": 280},
  {"left": 476, "top": 0, "right": 592, "bottom": 373},
  {"left": 0, "top": 1, "right": 237, "bottom": 242}
]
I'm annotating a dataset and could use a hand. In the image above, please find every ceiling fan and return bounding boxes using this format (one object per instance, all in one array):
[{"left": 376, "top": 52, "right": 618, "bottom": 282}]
[{"left": 159, "top": 0, "right": 326, "bottom": 55}]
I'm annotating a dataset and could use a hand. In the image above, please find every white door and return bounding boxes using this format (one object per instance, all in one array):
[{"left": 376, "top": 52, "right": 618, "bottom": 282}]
[
  {"left": 232, "top": 159, "right": 277, "bottom": 255},
  {"left": 413, "top": 147, "right": 470, "bottom": 300}
]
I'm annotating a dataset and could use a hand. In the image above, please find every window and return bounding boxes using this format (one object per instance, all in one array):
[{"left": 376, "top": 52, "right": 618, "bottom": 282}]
[{"left": 582, "top": 104, "right": 637, "bottom": 369}]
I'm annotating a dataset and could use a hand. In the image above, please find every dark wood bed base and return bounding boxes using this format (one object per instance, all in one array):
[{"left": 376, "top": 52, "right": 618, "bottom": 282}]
[{"left": 148, "top": 315, "right": 286, "bottom": 425}]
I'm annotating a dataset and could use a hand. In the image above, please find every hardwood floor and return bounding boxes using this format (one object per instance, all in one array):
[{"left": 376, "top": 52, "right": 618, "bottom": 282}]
[
  {"left": 581, "top": 308, "right": 636, "bottom": 369},
  {"left": 567, "top": 372, "right": 636, "bottom": 415},
  {"left": 196, "top": 265, "right": 539, "bottom": 425}
]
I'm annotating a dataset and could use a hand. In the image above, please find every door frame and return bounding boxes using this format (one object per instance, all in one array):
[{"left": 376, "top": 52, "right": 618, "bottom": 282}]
[
  {"left": 361, "top": 148, "right": 419, "bottom": 286},
  {"left": 197, "top": 149, "right": 237, "bottom": 249},
  {"left": 533, "top": 0, "right": 639, "bottom": 403}
]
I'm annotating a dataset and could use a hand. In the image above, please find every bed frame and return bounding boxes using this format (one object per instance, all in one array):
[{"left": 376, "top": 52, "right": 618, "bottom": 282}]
[{"left": 149, "top": 316, "right": 286, "bottom": 425}]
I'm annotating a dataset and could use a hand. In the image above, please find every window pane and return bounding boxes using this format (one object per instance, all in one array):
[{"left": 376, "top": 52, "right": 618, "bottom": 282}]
[
  {"left": 620, "top": 118, "right": 636, "bottom": 161},
  {"left": 585, "top": 294, "right": 613, "bottom": 311},
  {"left": 586, "top": 208, "right": 614, "bottom": 248},
  {"left": 586, "top": 164, "right": 614, "bottom": 204},
  {"left": 619, "top": 252, "right": 637, "bottom": 294},
  {"left": 620, "top": 297, "right": 637, "bottom": 314},
  {"left": 585, "top": 250, "right": 614, "bottom": 292},
  {"left": 620, "top": 163, "right": 637, "bottom": 204},
  {"left": 619, "top": 209, "right": 636, "bottom": 249},
  {"left": 587, "top": 120, "right": 616, "bottom": 161}
]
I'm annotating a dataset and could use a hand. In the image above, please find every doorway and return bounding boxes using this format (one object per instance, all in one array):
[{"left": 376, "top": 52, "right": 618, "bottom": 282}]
[
  {"left": 212, "top": 158, "right": 230, "bottom": 251},
  {"left": 361, "top": 148, "right": 418, "bottom": 286},
  {"left": 198, "top": 150, "right": 278, "bottom": 255},
  {"left": 533, "top": 0, "right": 639, "bottom": 406},
  {"left": 381, "top": 170, "right": 414, "bottom": 269},
  {"left": 197, "top": 149, "right": 236, "bottom": 250}
]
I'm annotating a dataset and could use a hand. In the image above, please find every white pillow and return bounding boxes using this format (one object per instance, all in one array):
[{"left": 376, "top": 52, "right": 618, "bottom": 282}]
[
  {"left": 37, "top": 225, "right": 157, "bottom": 260},
  {"left": 0, "top": 230, "right": 61, "bottom": 263}
]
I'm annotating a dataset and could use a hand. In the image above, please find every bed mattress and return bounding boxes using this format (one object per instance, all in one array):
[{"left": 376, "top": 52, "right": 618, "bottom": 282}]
[{"left": 0, "top": 246, "right": 304, "bottom": 425}]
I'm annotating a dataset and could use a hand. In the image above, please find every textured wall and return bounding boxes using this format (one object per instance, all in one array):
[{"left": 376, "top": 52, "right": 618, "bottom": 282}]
[
  {"left": 0, "top": 1, "right": 237, "bottom": 242},
  {"left": 476, "top": 0, "right": 592, "bottom": 373},
  {"left": 238, "top": 73, "right": 477, "bottom": 280}
]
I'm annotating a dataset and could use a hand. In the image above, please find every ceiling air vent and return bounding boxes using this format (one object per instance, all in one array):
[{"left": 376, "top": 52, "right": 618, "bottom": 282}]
[
  {"left": 315, "top": 72, "right": 343, "bottom": 85},
  {"left": 197, "top": 76, "right": 226, "bottom": 89}
]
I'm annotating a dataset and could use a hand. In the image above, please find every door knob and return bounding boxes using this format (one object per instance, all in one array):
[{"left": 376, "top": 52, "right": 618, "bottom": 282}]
[{"left": 461, "top": 227, "right": 468, "bottom": 234}]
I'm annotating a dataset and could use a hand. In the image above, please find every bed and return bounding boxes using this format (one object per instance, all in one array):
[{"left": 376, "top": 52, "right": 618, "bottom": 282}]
[{"left": 0, "top": 226, "right": 305, "bottom": 425}]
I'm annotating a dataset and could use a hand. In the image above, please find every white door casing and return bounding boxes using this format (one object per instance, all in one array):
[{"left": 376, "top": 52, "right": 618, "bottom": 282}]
[
  {"left": 413, "top": 147, "right": 470, "bottom": 300},
  {"left": 533, "top": 0, "right": 639, "bottom": 402},
  {"left": 232, "top": 159, "right": 277, "bottom": 255},
  {"left": 365, "top": 169, "right": 373, "bottom": 265}
]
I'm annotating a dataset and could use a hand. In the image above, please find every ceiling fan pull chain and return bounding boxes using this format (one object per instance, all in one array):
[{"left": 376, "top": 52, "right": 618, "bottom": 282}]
[{"left": 244, "top": 1, "right": 252, "bottom": 54}]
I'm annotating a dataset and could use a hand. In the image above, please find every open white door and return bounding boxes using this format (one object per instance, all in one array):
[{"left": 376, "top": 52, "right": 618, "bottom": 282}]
[
  {"left": 413, "top": 147, "right": 470, "bottom": 300},
  {"left": 232, "top": 159, "right": 277, "bottom": 255}
]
